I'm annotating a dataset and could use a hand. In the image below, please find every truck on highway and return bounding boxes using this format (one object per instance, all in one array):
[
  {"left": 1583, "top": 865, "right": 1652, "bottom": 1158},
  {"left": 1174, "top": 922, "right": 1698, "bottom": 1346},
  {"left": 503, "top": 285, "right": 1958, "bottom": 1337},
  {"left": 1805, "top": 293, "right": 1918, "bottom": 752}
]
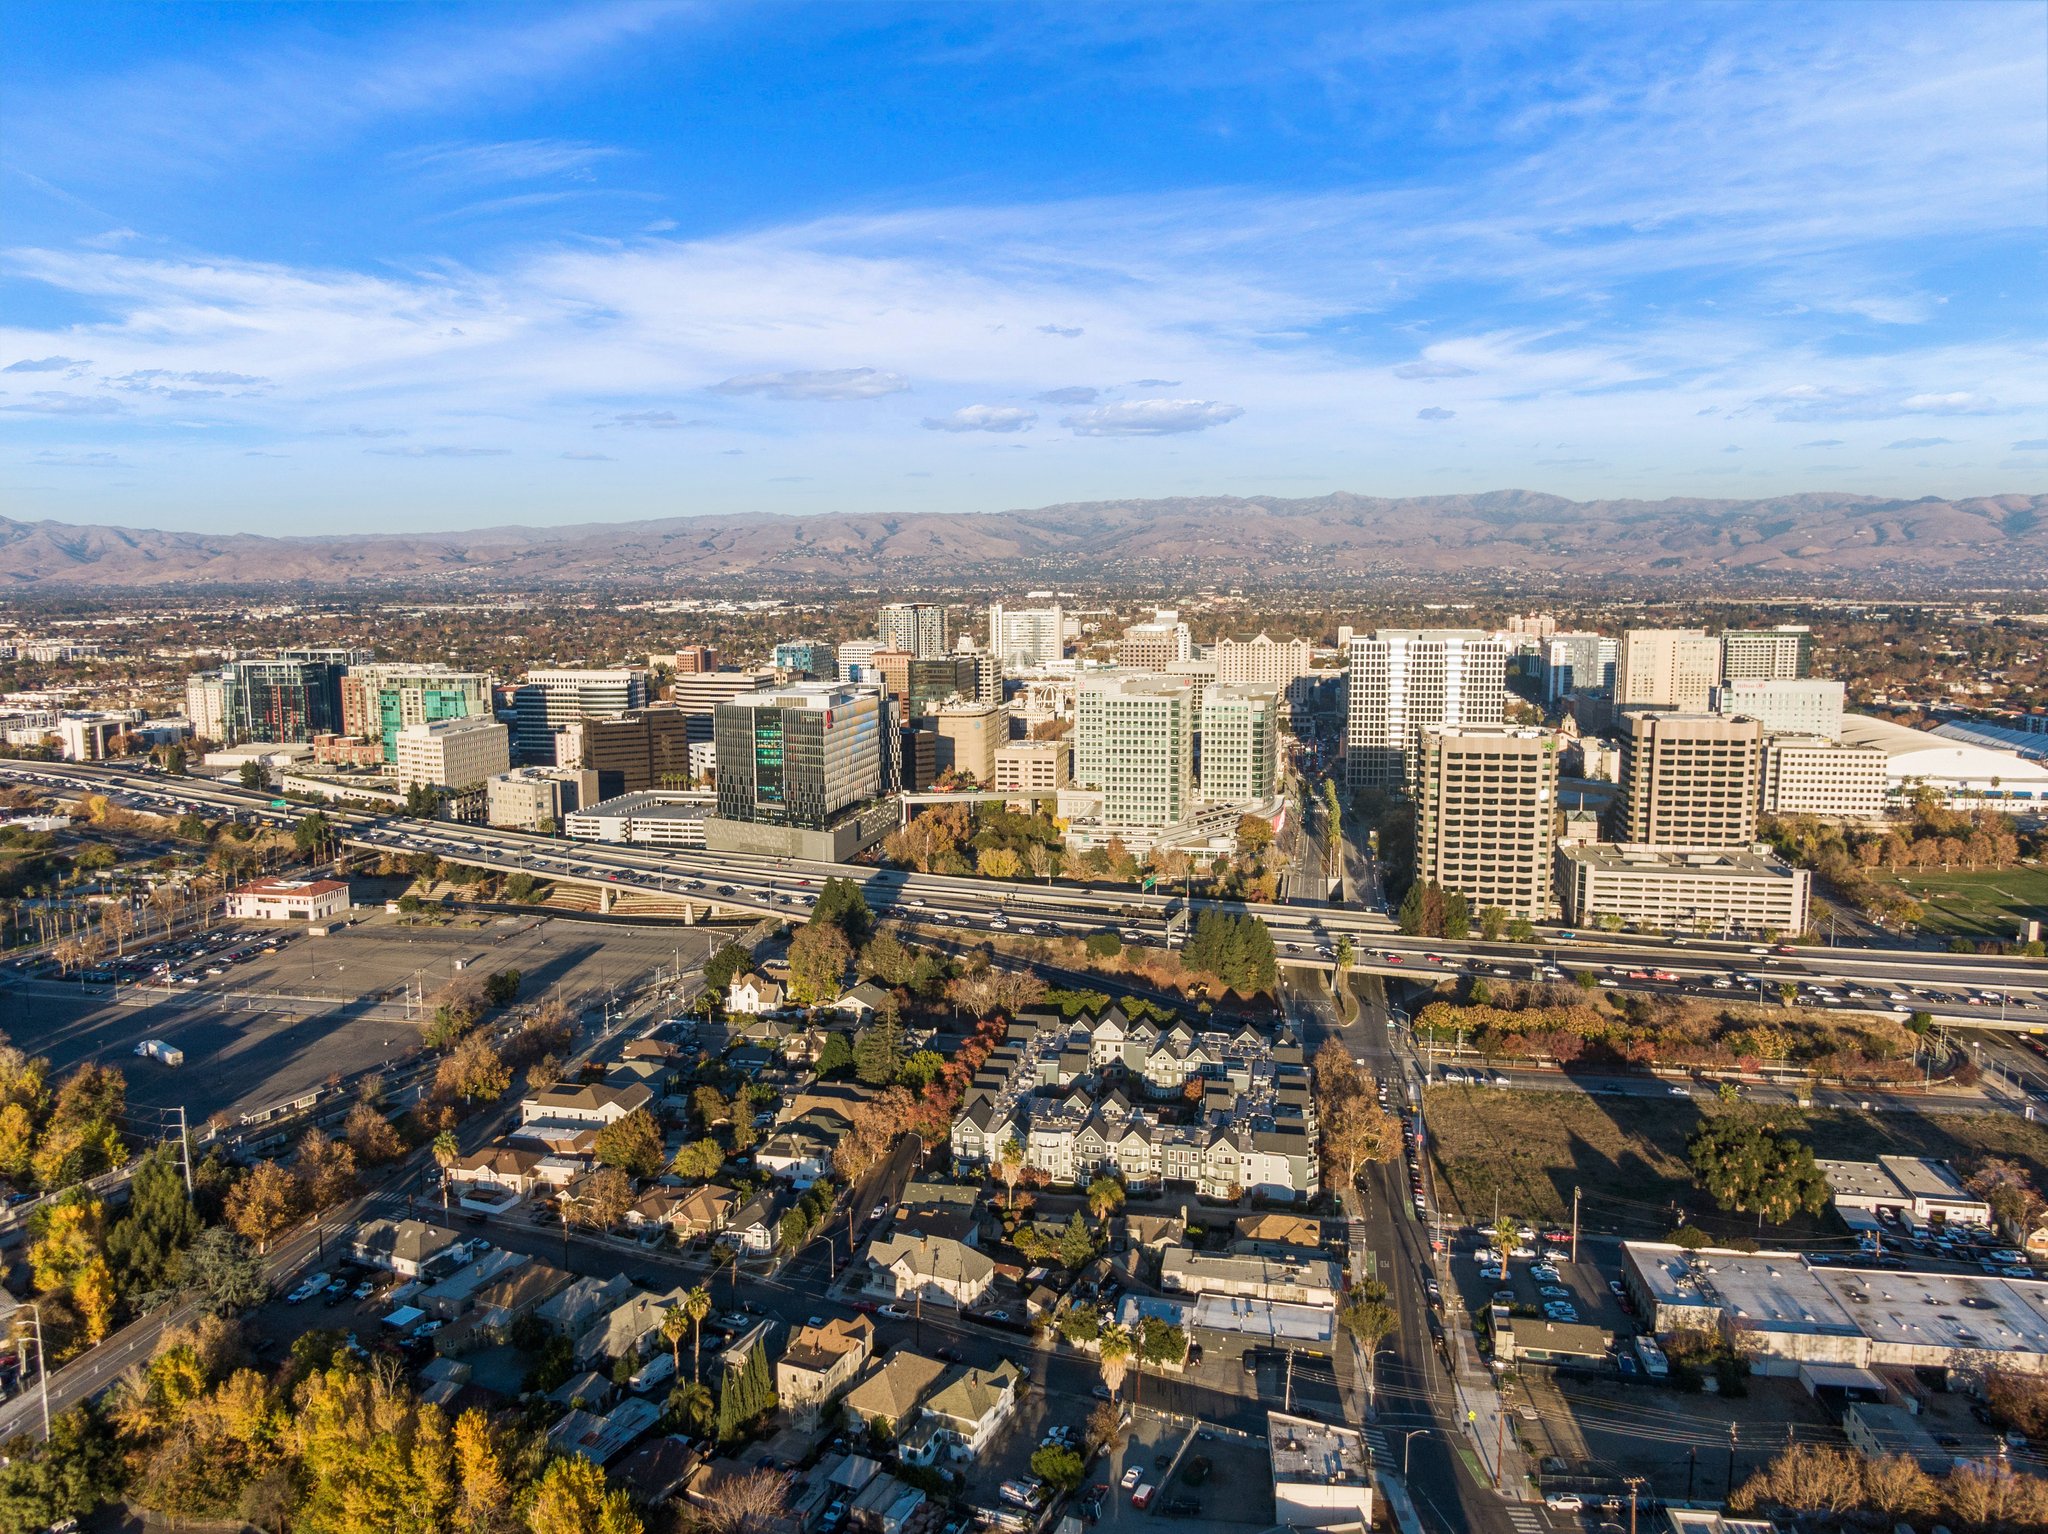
[{"left": 134, "top": 1038, "right": 184, "bottom": 1067}]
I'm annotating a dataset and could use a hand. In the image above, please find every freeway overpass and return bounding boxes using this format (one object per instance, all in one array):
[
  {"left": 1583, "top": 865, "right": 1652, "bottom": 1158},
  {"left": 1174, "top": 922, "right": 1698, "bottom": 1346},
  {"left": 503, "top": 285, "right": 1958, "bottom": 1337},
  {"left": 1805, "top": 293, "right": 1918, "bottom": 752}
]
[{"left": 9, "top": 760, "right": 2047, "bottom": 1031}]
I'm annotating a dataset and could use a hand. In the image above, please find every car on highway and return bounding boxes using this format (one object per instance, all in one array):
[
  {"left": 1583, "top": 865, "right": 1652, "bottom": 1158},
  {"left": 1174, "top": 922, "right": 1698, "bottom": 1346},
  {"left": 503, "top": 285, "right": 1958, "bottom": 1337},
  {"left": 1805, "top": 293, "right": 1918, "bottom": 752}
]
[{"left": 1667, "top": 1083, "right": 1690, "bottom": 1096}]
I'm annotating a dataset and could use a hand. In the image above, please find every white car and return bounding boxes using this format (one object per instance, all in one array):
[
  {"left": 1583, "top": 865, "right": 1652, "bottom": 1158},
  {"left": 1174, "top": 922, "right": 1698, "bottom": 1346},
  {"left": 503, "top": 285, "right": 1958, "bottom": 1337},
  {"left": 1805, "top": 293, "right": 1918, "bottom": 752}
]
[
  {"left": 878, "top": 1304, "right": 910, "bottom": 1320},
  {"left": 1545, "top": 1493, "right": 1584, "bottom": 1513}
]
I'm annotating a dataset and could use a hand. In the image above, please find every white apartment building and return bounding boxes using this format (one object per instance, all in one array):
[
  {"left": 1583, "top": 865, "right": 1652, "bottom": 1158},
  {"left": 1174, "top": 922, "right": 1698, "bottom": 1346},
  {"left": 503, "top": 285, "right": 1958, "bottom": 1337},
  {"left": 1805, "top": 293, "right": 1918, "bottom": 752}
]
[
  {"left": 1344, "top": 630, "right": 1507, "bottom": 792},
  {"left": 993, "top": 739, "right": 1069, "bottom": 794},
  {"left": 394, "top": 715, "right": 510, "bottom": 791},
  {"left": 486, "top": 766, "right": 597, "bottom": 832},
  {"left": 1616, "top": 629, "right": 1723, "bottom": 713},
  {"left": 1541, "top": 633, "right": 1617, "bottom": 702},
  {"left": 837, "top": 639, "right": 882, "bottom": 679},
  {"left": 1213, "top": 634, "right": 1313, "bottom": 690},
  {"left": 1073, "top": 672, "right": 1195, "bottom": 830},
  {"left": 879, "top": 603, "right": 949, "bottom": 659},
  {"left": 184, "top": 674, "right": 232, "bottom": 742},
  {"left": 1199, "top": 683, "right": 1280, "bottom": 807},
  {"left": 1413, "top": 726, "right": 1558, "bottom": 920},
  {"left": 1714, "top": 678, "right": 1844, "bottom": 740},
  {"left": 1759, "top": 737, "right": 1892, "bottom": 823},
  {"left": 1720, "top": 625, "right": 1813, "bottom": 681},
  {"left": 988, "top": 603, "right": 1065, "bottom": 670}
]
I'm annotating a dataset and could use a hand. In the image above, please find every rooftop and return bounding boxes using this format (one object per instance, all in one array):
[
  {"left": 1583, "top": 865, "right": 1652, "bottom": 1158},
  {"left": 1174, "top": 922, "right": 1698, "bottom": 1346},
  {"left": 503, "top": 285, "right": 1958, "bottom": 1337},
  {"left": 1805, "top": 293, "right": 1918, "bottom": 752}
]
[
  {"left": 1559, "top": 843, "right": 1795, "bottom": 877},
  {"left": 1267, "top": 1410, "right": 1370, "bottom": 1487}
]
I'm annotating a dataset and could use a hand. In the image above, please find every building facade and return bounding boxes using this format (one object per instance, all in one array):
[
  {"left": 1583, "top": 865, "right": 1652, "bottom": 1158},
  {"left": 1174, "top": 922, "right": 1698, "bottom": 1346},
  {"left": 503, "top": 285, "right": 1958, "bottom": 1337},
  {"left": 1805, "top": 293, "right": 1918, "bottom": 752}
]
[
  {"left": 713, "top": 684, "right": 884, "bottom": 832},
  {"left": 393, "top": 715, "right": 510, "bottom": 792},
  {"left": 1759, "top": 737, "right": 1890, "bottom": 822},
  {"left": 988, "top": 603, "right": 1065, "bottom": 670},
  {"left": 1615, "top": 712, "right": 1762, "bottom": 847},
  {"left": 1556, "top": 844, "right": 1810, "bottom": 933},
  {"left": 1344, "top": 630, "right": 1507, "bottom": 792},
  {"left": 993, "top": 740, "right": 1069, "bottom": 795},
  {"left": 511, "top": 669, "right": 649, "bottom": 764},
  {"left": 1073, "top": 672, "right": 1195, "bottom": 830},
  {"left": 339, "top": 665, "right": 493, "bottom": 763},
  {"left": 1413, "top": 726, "right": 1558, "bottom": 920},
  {"left": 1713, "top": 678, "right": 1844, "bottom": 740},
  {"left": 1541, "top": 633, "right": 1617, "bottom": 703},
  {"left": 1721, "top": 625, "right": 1813, "bottom": 681},
  {"left": 486, "top": 767, "right": 597, "bottom": 832},
  {"left": 772, "top": 641, "right": 838, "bottom": 679},
  {"left": 924, "top": 701, "right": 1002, "bottom": 785},
  {"left": 1199, "top": 684, "right": 1280, "bottom": 807},
  {"left": 878, "top": 603, "right": 949, "bottom": 659},
  {"left": 1116, "top": 609, "right": 1192, "bottom": 670},
  {"left": 1616, "top": 629, "right": 1723, "bottom": 713}
]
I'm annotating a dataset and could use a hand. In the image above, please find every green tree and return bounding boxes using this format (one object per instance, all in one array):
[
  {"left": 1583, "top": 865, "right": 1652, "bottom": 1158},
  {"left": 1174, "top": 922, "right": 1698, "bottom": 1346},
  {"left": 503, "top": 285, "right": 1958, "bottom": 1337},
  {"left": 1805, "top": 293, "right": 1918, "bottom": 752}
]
[
  {"left": 815, "top": 1031, "right": 854, "bottom": 1076},
  {"left": 1057, "top": 1211, "right": 1097, "bottom": 1269},
  {"left": 526, "top": 1453, "right": 643, "bottom": 1534},
  {"left": 704, "top": 942, "right": 753, "bottom": 997},
  {"left": 594, "top": 1108, "right": 665, "bottom": 1180},
  {"left": 482, "top": 969, "right": 522, "bottom": 1007},
  {"left": 1441, "top": 890, "right": 1472, "bottom": 941},
  {"left": 670, "top": 1138, "right": 726, "bottom": 1180},
  {"left": 1337, "top": 1281, "right": 1398, "bottom": 1411},
  {"left": 237, "top": 762, "right": 271, "bottom": 792},
  {"left": 1029, "top": 1445, "right": 1086, "bottom": 1492},
  {"left": 787, "top": 921, "right": 852, "bottom": 1005},
  {"left": 898, "top": 1049, "right": 944, "bottom": 1089},
  {"left": 105, "top": 1149, "right": 201, "bottom": 1299},
  {"left": 292, "top": 811, "right": 334, "bottom": 859},
  {"left": 172, "top": 1224, "right": 268, "bottom": 1315},
  {"left": 1086, "top": 1174, "right": 1125, "bottom": 1225},
  {"left": 1506, "top": 916, "right": 1536, "bottom": 942},
  {"left": 1479, "top": 906, "right": 1508, "bottom": 941},
  {"left": 716, "top": 1334, "right": 777, "bottom": 1443},
  {"left": 1687, "top": 1114, "right": 1830, "bottom": 1224},
  {"left": 0, "top": 1406, "right": 126, "bottom": 1531},
  {"left": 809, "top": 877, "right": 872, "bottom": 943},
  {"left": 1083, "top": 931, "right": 1122, "bottom": 958},
  {"left": 851, "top": 1021, "right": 903, "bottom": 1086}
]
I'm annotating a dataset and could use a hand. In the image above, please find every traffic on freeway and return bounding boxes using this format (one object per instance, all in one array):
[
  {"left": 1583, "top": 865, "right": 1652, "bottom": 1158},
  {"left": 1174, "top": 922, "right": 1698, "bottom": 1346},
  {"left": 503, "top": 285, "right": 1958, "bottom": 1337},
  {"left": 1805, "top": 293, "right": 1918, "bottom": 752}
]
[{"left": 7, "top": 759, "right": 2045, "bottom": 1030}]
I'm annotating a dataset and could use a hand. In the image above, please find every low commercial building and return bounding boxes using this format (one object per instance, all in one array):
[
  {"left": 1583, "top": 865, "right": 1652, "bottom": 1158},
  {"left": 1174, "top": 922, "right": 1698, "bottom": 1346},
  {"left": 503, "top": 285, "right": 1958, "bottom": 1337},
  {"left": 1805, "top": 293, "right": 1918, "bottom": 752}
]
[
  {"left": 1713, "top": 678, "right": 1845, "bottom": 739},
  {"left": 225, "top": 876, "right": 351, "bottom": 923},
  {"left": 1268, "top": 1411, "right": 1373, "bottom": 1530},
  {"left": 1494, "top": 1317, "right": 1613, "bottom": 1368},
  {"left": 1622, "top": 1241, "right": 2048, "bottom": 1377},
  {"left": 1556, "top": 843, "right": 1810, "bottom": 934},
  {"left": 1838, "top": 714, "right": 2048, "bottom": 810},
  {"left": 486, "top": 766, "right": 598, "bottom": 832},
  {"left": 1843, "top": 1402, "right": 1949, "bottom": 1474},
  {"left": 351, "top": 1219, "right": 463, "bottom": 1278},
  {"left": 1816, "top": 1157, "right": 1992, "bottom": 1229},
  {"left": 1160, "top": 1249, "right": 1340, "bottom": 1307},
  {"left": 563, "top": 790, "right": 714, "bottom": 847}
]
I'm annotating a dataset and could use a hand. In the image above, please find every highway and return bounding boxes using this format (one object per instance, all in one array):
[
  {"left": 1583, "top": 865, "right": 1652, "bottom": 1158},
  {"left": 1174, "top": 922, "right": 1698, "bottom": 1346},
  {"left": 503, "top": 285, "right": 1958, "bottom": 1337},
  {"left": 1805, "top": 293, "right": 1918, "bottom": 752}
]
[{"left": 7, "top": 761, "right": 2046, "bottom": 1036}]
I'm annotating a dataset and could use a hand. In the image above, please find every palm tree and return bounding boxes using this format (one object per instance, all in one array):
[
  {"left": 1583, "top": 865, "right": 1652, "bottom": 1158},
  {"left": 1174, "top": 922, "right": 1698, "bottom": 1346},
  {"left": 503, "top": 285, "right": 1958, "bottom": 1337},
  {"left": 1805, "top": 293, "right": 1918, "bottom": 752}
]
[
  {"left": 683, "top": 1284, "right": 714, "bottom": 1383},
  {"left": 661, "top": 1305, "right": 692, "bottom": 1374},
  {"left": 432, "top": 1129, "right": 460, "bottom": 1211},
  {"left": 1096, "top": 1321, "right": 1133, "bottom": 1403},
  {"left": 667, "top": 1380, "right": 715, "bottom": 1437},
  {"left": 998, "top": 1135, "right": 1025, "bottom": 1209},
  {"left": 1086, "top": 1174, "right": 1125, "bottom": 1230}
]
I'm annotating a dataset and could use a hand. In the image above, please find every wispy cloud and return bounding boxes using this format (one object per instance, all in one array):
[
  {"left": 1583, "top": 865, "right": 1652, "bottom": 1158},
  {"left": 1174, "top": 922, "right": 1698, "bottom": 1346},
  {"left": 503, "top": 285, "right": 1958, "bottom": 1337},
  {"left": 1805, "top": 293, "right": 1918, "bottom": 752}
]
[
  {"left": 0, "top": 392, "right": 124, "bottom": 415},
  {"left": 711, "top": 368, "right": 909, "bottom": 401},
  {"left": 395, "top": 138, "right": 623, "bottom": 185},
  {"left": 561, "top": 450, "right": 613, "bottom": 460},
  {"left": 922, "top": 405, "right": 1036, "bottom": 433},
  {"left": 1035, "top": 386, "right": 1098, "bottom": 404},
  {"left": 1061, "top": 399, "right": 1243, "bottom": 436},
  {"left": 1885, "top": 437, "right": 1953, "bottom": 450},
  {"left": 32, "top": 450, "right": 126, "bottom": 468},
  {"left": 608, "top": 410, "right": 705, "bottom": 429},
  {"left": 1416, "top": 406, "right": 1455, "bottom": 421},
  {"left": 366, "top": 445, "right": 511, "bottom": 457},
  {"left": 2014, "top": 439, "right": 2048, "bottom": 452},
  {"left": 3, "top": 356, "right": 89, "bottom": 373},
  {"left": 1037, "top": 324, "right": 1082, "bottom": 338}
]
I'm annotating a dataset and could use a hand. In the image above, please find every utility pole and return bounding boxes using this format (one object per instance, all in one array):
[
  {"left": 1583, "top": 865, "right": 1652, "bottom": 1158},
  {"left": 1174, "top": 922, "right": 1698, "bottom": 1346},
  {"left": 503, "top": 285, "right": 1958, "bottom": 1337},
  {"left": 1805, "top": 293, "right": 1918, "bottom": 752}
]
[
  {"left": 1625, "top": 1476, "right": 1644, "bottom": 1534},
  {"left": 21, "top": 1302, "right": 50, "bottom": 1442},
  {"left": 1570, "top": 1184, "right": 1581, "bottom": 1265},
  {"left": 1726, "top": 1422, "right": 1738, "bottom": 1497},
  {"left": 1493, "top": 1377, "right": 1508, "bottom": 1491},
  {"left": 173, "top": 1105, "right": 193, "bottom": 1196}
]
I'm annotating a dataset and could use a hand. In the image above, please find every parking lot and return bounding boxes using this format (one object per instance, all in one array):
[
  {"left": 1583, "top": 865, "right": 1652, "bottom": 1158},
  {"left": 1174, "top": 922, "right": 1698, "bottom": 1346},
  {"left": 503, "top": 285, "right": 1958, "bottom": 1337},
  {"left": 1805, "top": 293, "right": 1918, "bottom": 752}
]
[
  {"left": 1096, "top": 1413, "right": 1273, "bottom": 1534},
  {"left": 3, "top": 911, "right": 733, "bottom": 1126}
]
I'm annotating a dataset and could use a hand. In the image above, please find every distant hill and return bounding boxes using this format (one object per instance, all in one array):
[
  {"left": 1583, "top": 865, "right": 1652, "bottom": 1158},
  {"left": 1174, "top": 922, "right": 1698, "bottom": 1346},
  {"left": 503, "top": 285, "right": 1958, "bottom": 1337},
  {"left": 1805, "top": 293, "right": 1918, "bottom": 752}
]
[{"left": 0, "top": 490, "right": 2041, "bottom": 588}]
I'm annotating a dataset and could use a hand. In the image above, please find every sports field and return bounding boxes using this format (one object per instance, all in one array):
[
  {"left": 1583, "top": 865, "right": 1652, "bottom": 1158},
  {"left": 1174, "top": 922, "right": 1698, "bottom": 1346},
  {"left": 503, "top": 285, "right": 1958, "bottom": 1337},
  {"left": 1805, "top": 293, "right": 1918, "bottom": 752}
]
[{"left": 1894, "top": 866, "right": 2048, "bottom": 940}]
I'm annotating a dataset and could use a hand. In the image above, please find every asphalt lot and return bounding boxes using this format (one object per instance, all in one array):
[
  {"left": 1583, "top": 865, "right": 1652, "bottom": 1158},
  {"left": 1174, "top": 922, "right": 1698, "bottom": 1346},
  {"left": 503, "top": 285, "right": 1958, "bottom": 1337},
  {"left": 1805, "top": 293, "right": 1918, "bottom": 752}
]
[{"left": 3, "top": 911, "right": 733, "bottom": 1125}]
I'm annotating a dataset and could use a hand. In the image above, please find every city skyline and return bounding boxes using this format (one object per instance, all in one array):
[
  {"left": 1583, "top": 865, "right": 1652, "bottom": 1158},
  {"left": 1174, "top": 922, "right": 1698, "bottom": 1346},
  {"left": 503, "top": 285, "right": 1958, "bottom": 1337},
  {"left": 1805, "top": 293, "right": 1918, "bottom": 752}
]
[{"left": 3, "top": 2, "right": 2043, "bottom": 532}]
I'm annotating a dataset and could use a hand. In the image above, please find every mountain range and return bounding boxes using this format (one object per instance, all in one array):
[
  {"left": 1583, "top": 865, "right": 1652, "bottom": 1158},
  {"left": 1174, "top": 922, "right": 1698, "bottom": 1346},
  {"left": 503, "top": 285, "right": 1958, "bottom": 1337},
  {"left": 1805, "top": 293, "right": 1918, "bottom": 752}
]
[{"left": 0, "top": 491, "right": 2040, "bottom": 589}]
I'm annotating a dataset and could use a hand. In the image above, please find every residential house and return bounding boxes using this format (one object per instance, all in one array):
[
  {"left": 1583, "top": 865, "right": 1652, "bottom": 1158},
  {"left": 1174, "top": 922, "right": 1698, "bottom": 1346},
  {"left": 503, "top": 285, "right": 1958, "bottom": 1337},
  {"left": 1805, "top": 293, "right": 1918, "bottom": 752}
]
[
  {"left": 843, "top": 1350, "right": 951, "bottom": 1435},
  {"left": 450, "top": 1145, "right": 547, "bottom": 1203},
  {"left": 614, "top": 1439, "right": 702, "bottom": 1506},
  {"left": 1234, "top": 1213, "right": 1322, "bottom": 1250},
  {"left": 757, "top": 1123, "right": 836, "bottom": 1188},
  {"left": 726, "top": 1188, "right": 786, "bottom": 1255},
  {"left": 575, "top": 1287, "right": 687, "bottom": 1368},
  {"left": 907, "top": 1360, "right": 1022, "bottom": 1462},
  {"left": 1159, "top": 1250, "right": 1340, "bottom": 1307},
  {"left": 848, "top": 1473, "right": 926, "bottom": 1534},
  {"left": 672, "top": 1183, "right": 738, "bottom": 1238},
  {"left": 778, "top": 1316, "right": 876, "bottom": 1422},
  {"left": 548, "top": 1397, "right": 662, "bottom": 1466},
  {"left": 728, "top": 972, "right": 787, "bottom": 1015},
  {"left": 868, "top": 1234, "right": 995, "bottom": 1309},
  {"left": 519, "top": 1081, "right": 652, "bottom": 1130},
  {"left": 832, "top": 981, "right": 892, "bottom": 1022},
  {"left": 419, "top": 1248, "right": 531, "bottom": 1319},
  {"left": 536, "top": 1273, "right": 636, "bottom": 1341},
  {"left": 1123, "top": 1211, "right": 1190, "bottom": 1251},
  {"left": 472, "top": 1261, "right": 573, "bottom": 1334},
  {"left": 350, "top": 1219, "right": 464, "bottom": 1279}
]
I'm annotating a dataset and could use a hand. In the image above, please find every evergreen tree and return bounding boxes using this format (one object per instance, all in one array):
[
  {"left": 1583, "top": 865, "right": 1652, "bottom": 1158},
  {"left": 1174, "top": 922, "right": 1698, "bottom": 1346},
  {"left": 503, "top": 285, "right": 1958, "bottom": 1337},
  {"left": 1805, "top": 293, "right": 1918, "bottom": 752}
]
[
  {"left": 809, "top": 878, "right": 872, "bottom": 943},
  {"left": 851, "top": 1022, "right": 902, "bottom": 1086},
  {"left": 105, "top": 1149, "right": 200, "bottom": 1297}
]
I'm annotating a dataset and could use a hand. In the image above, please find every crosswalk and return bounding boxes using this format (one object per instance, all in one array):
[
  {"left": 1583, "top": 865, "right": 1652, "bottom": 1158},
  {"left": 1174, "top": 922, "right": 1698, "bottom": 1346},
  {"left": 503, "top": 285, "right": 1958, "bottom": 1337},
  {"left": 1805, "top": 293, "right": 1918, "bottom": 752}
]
[
  {"left": 1503, "top": 1505, "right": 1548, "bottom": 1533},
  {"left": 1363, "top": 1429, "right": 1390, "bottom": 1461}
]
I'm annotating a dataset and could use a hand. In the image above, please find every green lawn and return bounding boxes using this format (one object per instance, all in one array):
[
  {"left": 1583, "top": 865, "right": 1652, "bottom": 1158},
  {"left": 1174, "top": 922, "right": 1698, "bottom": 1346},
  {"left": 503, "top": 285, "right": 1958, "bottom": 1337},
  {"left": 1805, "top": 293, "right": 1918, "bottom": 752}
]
[
  {"left": 1423, "top": 1085, "right": 2048, "bottom": 1242},
  {"left": 1893, "top": 865, "right": 2048, "bottom": 940}
]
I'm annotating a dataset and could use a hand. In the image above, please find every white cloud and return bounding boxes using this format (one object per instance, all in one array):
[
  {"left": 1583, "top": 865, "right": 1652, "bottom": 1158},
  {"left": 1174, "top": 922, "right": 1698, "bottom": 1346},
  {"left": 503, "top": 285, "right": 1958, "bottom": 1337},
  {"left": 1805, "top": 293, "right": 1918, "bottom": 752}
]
[
  {"left": 1394, "top": 359, "right": 1477, "bottom": 380},
  {"left": 922, "top": 405, "right": 1036, "bottom": 433},
  {"left": 395, "top": 138, "right": 623, "bottom": 185},
  {"left": 711, "top": 368, "right": 909, "bottom": 401},
  {"left": 1416, "top": 406, "right": 1455, "bottom": 421},
  {"left": 608, "top": 410, "right": 705, "bottom": 429},
  {"left": 3, "top": 356, "right": 89, "bottom": 373},
  {"left": 2014, "top": 438, "right": 2048, "bottom": 451},
  {"left": 1035, "top": 386, "right": 1098, "bottom": 404},
  {"left": 1900, "top": 391, "right": 1997, "bottom": 414},
  {"left": 366, "top": 445, "right": 511, "bottom": 457},
  {"left": 1061, "top": 399, "right": 1243, "bottom": 436},
  {"left": 1037, "top": 324, "right": 1083, "bottom": 338},
  {"left": 0, "top": 392, "right": 124, "bottom": 415},
  {"left": 1885, "top": 437, "right": 1953, "bottom": 449}
]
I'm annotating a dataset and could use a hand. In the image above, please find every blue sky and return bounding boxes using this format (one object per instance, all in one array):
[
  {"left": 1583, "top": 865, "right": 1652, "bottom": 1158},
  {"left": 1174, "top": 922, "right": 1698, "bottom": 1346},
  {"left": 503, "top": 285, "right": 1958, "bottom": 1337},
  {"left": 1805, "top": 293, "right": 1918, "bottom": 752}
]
[{"left": 2, "top": 1, "right": 2044, "bottom": 534}]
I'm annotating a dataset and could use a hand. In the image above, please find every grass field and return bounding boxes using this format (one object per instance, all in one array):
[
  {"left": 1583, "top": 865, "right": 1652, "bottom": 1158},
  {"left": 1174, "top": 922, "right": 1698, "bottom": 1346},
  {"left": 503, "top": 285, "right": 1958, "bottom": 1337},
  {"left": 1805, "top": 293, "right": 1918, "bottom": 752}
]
[
  {"left": 1422, "top": 1085, "right": 2048, "bottom": 1242},
  {"left": 1891, "top": 865, "right": 2048, "bottom": 940}
]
